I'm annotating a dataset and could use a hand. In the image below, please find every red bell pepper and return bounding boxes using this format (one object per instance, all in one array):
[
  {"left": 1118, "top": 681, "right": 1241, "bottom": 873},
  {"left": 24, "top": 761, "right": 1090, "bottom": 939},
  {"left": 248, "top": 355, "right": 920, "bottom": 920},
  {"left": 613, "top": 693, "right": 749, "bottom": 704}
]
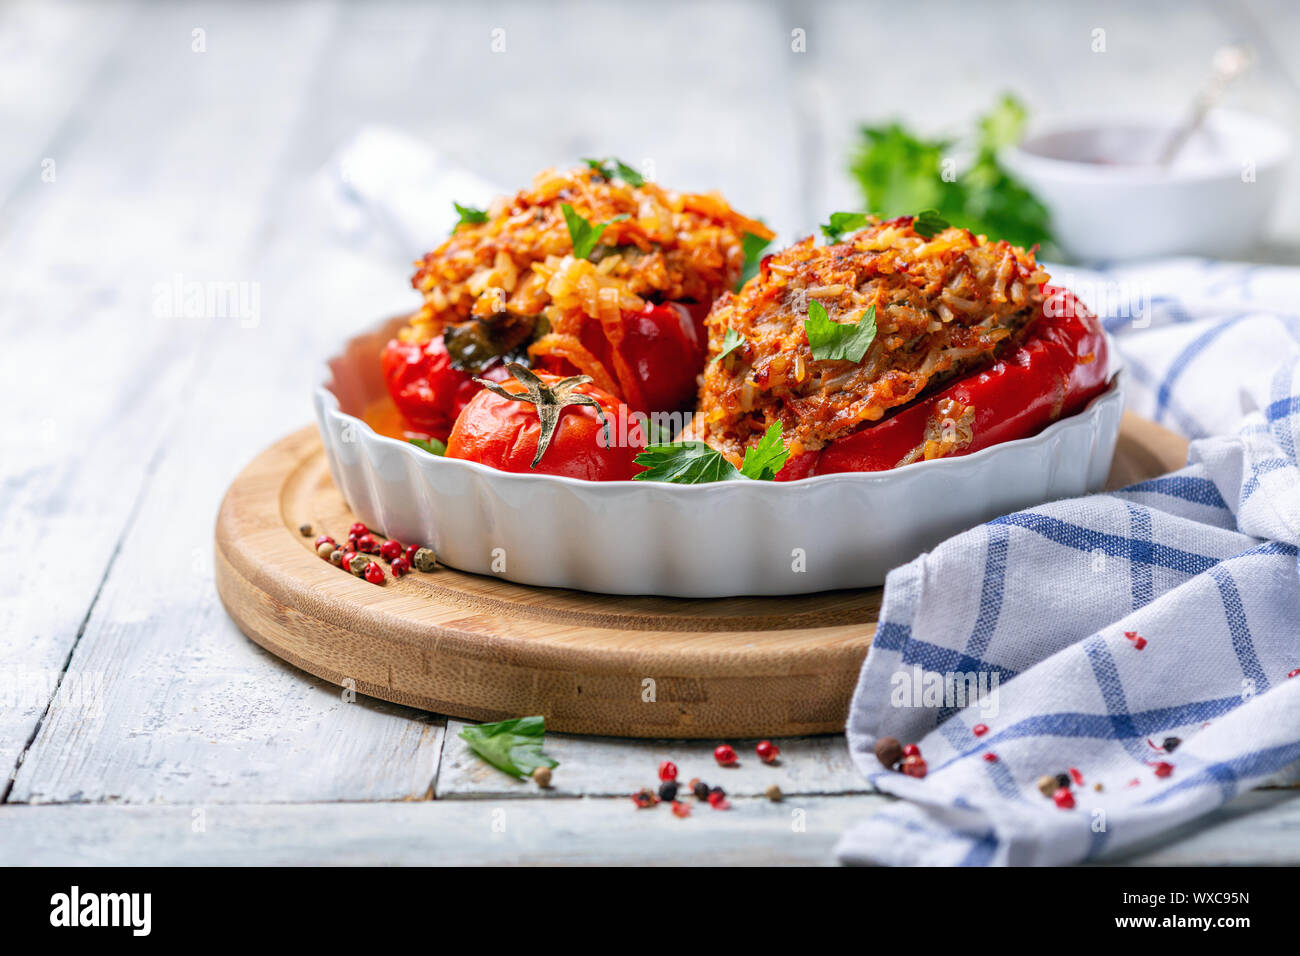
[{"left": 779, "top": 286, "right": 1108, "bottom": 477}]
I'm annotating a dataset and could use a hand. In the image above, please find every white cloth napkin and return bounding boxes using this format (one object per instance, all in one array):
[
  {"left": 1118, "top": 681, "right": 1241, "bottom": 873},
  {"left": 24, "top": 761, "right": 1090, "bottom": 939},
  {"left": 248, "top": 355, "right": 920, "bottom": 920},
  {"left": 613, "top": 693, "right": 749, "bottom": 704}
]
[{"left": 837, "top": 260, "right": 1300, "bottom": 866}]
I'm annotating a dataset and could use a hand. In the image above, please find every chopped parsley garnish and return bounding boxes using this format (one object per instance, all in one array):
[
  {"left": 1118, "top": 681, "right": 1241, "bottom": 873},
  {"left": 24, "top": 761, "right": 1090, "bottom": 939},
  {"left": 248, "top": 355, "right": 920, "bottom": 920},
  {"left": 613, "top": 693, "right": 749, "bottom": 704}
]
[
  {"left": 820, "top": 211, "right": 871, "bottom": 243},
  {"left": 911, "top": 209, "right": 950, "bottom": 239},
  {"left": 738, "top": 230, "right": 772, "bottom": 290},
  {"left": 582, "top": 156, "right": 645, "bottom": 187},
  {"left": 561, "top": 203, "right": 629, "bottom": 261},
  {"left": 633, "top": 422, "right": 790, "bottom": 484},
  {"left": 713, "top": 328, "right": 746, "bottom": 365},
  {"left": 408, "top": 437, "right": 447, "bottom": 456},
  {"left": 452, "top": 202, "right": 489, "bottom": 228},
  {"left": 804, "top": 300, "right": 876, "bottom": 363},
  {"left": 458, "top": 716, "right": 558, "bottom": 780}
]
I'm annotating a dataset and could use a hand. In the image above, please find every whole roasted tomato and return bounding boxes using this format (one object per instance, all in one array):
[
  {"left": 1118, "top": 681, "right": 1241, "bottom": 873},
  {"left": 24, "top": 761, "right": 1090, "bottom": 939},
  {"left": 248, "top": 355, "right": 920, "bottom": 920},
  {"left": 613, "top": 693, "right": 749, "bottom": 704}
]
[
  {"left": 380, "top": 335, "right": 510, "bottom": 440},
  {"left": 785, "top": 286, "right": 1109, "bottom": 478},
  {"left": 446, "top": 367, "right": 642, "bottom": 481}
]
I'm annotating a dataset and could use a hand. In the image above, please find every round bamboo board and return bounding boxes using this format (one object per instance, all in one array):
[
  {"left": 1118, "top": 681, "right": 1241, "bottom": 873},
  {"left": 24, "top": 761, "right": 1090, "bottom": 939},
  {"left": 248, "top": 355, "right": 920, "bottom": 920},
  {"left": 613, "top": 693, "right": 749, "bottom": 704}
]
[{"left": 214, "top": 413, "right": 1187, "bottom": 738}]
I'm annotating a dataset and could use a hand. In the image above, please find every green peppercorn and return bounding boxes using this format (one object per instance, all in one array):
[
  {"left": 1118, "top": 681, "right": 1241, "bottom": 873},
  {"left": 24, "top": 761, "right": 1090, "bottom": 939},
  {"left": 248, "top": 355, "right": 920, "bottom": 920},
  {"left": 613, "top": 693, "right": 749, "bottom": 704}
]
[
  {"left": 350, "top": 558, "right": 372, "bottom": 577},
  {"left": 412, "top": 547, "right": 438, "bottom": 572},
  {"left": 299, "top": 523, "right": 313, "bottom": 536},
  {"left": 765, "top": 784, "right": 783, "bottom": 802}
]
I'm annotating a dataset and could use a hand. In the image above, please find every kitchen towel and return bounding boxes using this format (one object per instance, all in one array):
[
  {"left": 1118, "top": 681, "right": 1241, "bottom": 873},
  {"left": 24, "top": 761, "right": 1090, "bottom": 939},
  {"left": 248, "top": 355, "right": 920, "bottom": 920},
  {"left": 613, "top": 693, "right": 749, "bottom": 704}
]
[{"left": 837, "top": 259, "right": 1300, "bottom": 865}]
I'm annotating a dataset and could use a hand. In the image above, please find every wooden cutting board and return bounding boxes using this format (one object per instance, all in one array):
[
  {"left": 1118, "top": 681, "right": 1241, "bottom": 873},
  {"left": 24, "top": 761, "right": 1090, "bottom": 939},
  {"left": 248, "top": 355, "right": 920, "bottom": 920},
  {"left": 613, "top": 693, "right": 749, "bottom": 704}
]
[{"left": 214, "top": 413, "right": 1188, "bottom": 738}]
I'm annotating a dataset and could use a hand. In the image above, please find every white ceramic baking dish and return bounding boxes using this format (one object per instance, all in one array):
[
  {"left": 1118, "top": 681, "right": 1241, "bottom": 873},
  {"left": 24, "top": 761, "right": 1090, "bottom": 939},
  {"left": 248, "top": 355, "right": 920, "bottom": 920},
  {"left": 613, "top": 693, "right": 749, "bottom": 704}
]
[{"left": 315, "top": 315, "right": 1124, "bottom": 597}]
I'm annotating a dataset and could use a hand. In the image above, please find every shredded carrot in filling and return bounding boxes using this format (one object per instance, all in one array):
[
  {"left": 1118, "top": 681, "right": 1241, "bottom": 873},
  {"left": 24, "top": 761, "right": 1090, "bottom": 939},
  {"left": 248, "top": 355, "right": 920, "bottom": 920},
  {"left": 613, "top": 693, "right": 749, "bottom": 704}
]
[
  {"left": 400, "top": 165, "right": 772, "bottom": 406},
  {"left": 697, "top": 217, "right": 1049, "bottom": 461}
]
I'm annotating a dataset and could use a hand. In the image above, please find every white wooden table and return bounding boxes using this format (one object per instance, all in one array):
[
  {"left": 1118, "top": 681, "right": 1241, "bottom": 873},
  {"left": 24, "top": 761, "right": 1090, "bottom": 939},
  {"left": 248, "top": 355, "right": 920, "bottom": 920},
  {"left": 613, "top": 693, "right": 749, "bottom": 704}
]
[{"left": 3, "top": 0, "right": 1299, "bottom": 865}]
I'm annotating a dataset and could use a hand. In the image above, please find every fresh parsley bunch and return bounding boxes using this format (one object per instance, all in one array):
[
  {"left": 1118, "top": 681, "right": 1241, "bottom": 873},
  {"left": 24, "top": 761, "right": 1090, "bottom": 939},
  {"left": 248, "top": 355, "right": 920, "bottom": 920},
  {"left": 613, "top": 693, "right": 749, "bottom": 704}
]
[{"left": 847, "top": 94, "right": 1052, "bottom": 251}]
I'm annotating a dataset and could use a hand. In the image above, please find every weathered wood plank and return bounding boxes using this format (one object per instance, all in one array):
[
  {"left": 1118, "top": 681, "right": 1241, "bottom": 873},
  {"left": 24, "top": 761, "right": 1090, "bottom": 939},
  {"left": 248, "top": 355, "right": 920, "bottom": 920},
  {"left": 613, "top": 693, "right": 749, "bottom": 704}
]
[
  {"left": 2, "top": 788, "right": 1298, "bottom": 865},
  {"left": 3, "top": 0, "right": 458, "bottom": 805},
  {"left": 437, "top": 722, "right": 871, "bottom": 798}
]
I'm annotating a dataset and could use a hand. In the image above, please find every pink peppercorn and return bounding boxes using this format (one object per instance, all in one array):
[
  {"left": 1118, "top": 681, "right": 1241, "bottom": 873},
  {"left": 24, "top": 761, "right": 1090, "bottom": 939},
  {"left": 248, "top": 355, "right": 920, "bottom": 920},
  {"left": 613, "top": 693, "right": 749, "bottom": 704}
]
[
  {"left": 380, "top": 539, "right": 403, "bottom": 562},
  {"left": 658, "top": 761, "right": 678, "bottom": 781},
  {"left": 1152, "top": 761, "right": 1174, "bottom": 778},
  {"left": 713, "top": 744, "right": 737, "bottom": 767},
  {"left": 390, "top": 556, "right": 410, "bottom": 577},
  {"left": 755, "top": 740, "right": 780, "bottom": 764},
  {"left": 972, "top": 723, "right": 989, "bottom": 737},
  {"left": 349, "top": 523, "right": 368, "bottom": 538},
  {"left": 364, "top": 562, "right": 385, "bottom": 584},
  {"left": 1053, "top": 788, "right": 1076, "bottom": 809}
]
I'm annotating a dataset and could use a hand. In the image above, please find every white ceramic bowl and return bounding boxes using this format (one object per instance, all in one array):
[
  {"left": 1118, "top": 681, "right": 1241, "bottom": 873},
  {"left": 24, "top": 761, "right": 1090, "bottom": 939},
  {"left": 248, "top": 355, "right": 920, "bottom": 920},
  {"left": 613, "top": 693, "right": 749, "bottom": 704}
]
[
  {"left": 316, "top": 316, "right": 1124, "bottom": 597},
  {"left": 1002, "top": 109, "right": 1290, "bottom": 262}
]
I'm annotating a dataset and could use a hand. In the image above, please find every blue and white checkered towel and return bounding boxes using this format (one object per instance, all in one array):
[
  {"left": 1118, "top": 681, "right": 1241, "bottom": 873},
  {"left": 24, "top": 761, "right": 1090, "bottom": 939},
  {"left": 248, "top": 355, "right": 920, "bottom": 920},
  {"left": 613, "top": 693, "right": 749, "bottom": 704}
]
[{"left": 837, "top": 259, "right": 1300, "bottom": 866}]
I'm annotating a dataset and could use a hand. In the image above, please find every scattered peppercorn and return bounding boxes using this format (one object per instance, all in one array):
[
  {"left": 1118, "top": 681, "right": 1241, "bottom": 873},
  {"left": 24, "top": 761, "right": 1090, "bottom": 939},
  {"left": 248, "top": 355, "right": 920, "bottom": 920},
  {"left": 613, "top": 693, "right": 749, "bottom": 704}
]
[
  {"left": 972, "top": 723, "right": 989, "bottom": 737},
  {"left": 707, "top": 787, "right": 729, "bottom": 809},
  {"left": 901, "top": 754, "right": 927, "bottom": 778},
  {"left": 531, "top": 766, "right": 551, "bottom": 787},
  {"left": 329, "top": 550, "right": 343, "bottom": 566},
  {"left": 340, "top": 551, "right": 359, "bottom": 572},
  {"left": 756, "top": 740, "right": 780, "bottom": 764},
  {"left": 658, "top": 761, "right": 678, "bottom": 781},
  {"left": 874, "top": 736, "right": 903, "bottom": 769},
  {"left": 350, "top": 557, "right": 372, "bottom": 577},
  {"left": 316, "top": 542, "right": 335, "bottom": 560},
  {"left": 1162, "top": 736, "right": 1181, "bottom": 753},
  {"left": 405, "top": 544, "right": 419, "bottom": 564},
  {"left": 765, "top": 784, "right": 783, "bottom": 802},
  {"left": 713, "top": 744, "right": 737, "bottom": 767},
  {"left": 380, "top": 539, "right": 404, "bottom": 562},
  {"left": 1093, "top": 782, "right": 1104, "bottom": 792},
  {"left": 983, "top": 753, "right": 997, "bottom": 763},
  {"left": 1152, "top": 761, "right": 1174, "bottom": 778},
  {"left": 412, "top": 547, "right": 438, "bottom": 572},
  {"left": 299, "top": 523, "right": 313, "bottom": 537},
  {"left": 1053, "top": 788, "right": 1076, "bottom": 809},
  {"left": 349, "top": 522, "right": 368, "bottom": 538},
  {"left": 390, "top": 556, "right": 410, "bottom": 577},
  {"left": 1289, "top": 668, "right": 1300, "bottom": 679},
  {"left": 632, "top": 788, "right": 658, "bottom": 809},
  {"left": 364, "top": 562, "right": 385, "bottom": 584},
  {"left": 671, "top": 800, "right": 691, "bottom": 818},
  {"left": 902, "top": 743, "right": 920, "bottom": 758},
  {"left": 692, "top": 780, "right": 709, "bottom": 801},
  {"left": 357, "top": 533, "right": 378, "bottom": 554},
  {"left": 314, "top": 535, "right": 335, "bottom": 549},
  {"left": 1036, "top": 775, "right": 1058, "bottom": 798},
  {"left": 658, "top": 781, "right": 679, "bottom": 802},
  {"left": 1055, "top": 773, "right": 1071, "bottom": 790},
  {"left": 1069, "top": 767, "right": 1084, "bottom": 786}
]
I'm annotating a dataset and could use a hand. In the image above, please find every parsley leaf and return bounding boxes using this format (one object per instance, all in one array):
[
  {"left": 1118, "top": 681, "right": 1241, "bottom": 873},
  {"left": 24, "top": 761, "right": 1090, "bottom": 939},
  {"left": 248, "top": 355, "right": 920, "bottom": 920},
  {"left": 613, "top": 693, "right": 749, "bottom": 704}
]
[
  {"left": 408, "top": 437, "right": 446, "bottom": 456},
  {"left": 738, "top": 231, "right": 772, "bottom": 290},
  {"left": 459, "top": 716, "right": 558, "bottom": 780},
  {"left": 561, "top": 203, "right": 629, "bottom": 260},
  {"left": 582, "top": 156, "right": 645, "bottom": 187},
  {"left": 804, "top": 300, "right": 877, "bottom": 363},
  {"left": 633, "top": 441, "right": 741, "bottom": 484},
  {"left": 820, "top": 211, "right": 871, "bottom": 243},
  {"left": 739, "top": 422, "right": 791, "bottom": 480},
  {"left": 713, "top": 328, "right": 745, "bottom": 365},
  {"left": 634, "top": 423, "right": 790, "bottom": 484},
  {"left": 452, "top": 202, "right": 489, "bottom": 229},
  {"left": 912, "top": 209, "right": 950, "bottom": 239},
  {"left": 848, "top": 94, "right": 1053, "bottom": 251}
]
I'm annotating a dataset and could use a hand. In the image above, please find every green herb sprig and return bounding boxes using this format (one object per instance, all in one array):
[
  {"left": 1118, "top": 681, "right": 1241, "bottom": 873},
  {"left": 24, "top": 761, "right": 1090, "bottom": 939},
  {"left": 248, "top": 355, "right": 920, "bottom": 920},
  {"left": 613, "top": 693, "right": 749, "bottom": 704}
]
[
  {"left": 804, "top": 300, "right": 876, "bottom": 363},
  {"left": 459, "top": 716, "right": 558, "bottom": 780},
  {"left": 633, "top": 422, "right": 790, "bottom": 484},
  {"left": 848, "top": 94, "right": 1052, "bottom": 251},
  {"left": 452, "top": 202, "right": 489, "bottom": 229},
  {"left": 561, "top": 203, "right": 629, "bottom": 261},
  {"left": 582, "top": 156, "right": 645, "bottom": 187}
]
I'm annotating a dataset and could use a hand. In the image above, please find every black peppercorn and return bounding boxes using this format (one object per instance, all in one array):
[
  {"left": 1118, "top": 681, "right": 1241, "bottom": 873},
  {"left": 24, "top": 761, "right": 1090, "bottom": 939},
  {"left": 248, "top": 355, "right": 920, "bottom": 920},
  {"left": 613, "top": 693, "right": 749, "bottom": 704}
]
[
  {"left": 1162, "top": 736, "right": 1181, "bottom": 753},
  {"left": 1055, "top": 773, "right": 1071, "bottom": 790},
  {"left": 658, "top": 781, "right": 678, "bottom": 802},
  {"left": 693, "top": 780, "right": 710, "bottom": 801}
]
